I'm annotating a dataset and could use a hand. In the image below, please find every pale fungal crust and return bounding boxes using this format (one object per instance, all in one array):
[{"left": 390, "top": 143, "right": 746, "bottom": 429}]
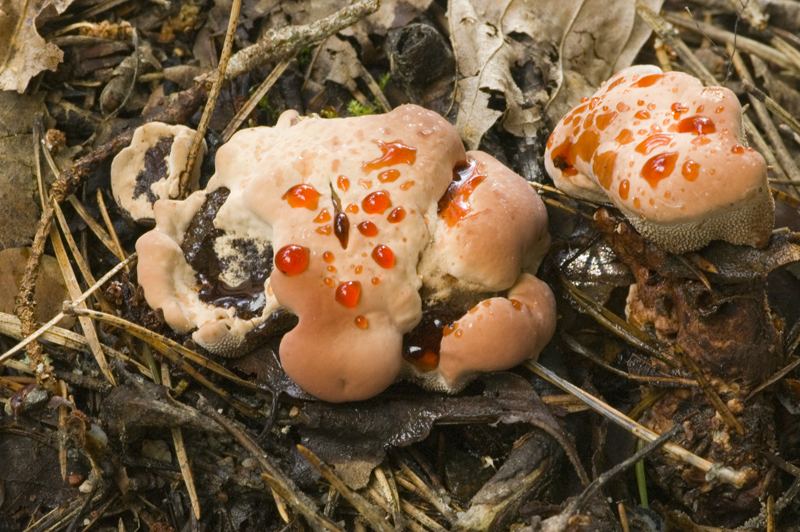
[
  {"left": 544, "top": 65, "right": 774, "bottom": 254},
  {"left": 111, "top": 122, "right": 206, "bottom": 223},
  {"left": 137, "top": 104, "right": 554, "bottom": 402}
]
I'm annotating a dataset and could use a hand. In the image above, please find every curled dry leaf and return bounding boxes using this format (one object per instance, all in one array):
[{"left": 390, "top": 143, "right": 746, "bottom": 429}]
[
  {"left": 0, "top": 0, "right": 75, "bottom": 92},
  {"left": 450, "top": 0, "right": 664, "bottom": 149},
  {"left": 296, "top": 373, "right": 584, "bottom": 489}
]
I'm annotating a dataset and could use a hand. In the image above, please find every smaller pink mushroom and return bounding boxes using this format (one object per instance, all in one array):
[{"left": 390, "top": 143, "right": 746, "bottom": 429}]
[{"left": 544, "top": 65, "right": 774, "bottom": 253}]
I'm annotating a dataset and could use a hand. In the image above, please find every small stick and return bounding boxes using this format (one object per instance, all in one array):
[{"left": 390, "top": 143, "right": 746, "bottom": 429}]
[
  {"left": 297, "top": 445, "right": 392, "bottom": 532},
  {"left": 161, "top": 365, "right": 201, "bottom": 519},
  {"left": 525, "top": 359, "right": 749, "bottom": 488},
  {"left": 180, "top": 0, "right": 242, "bottom": 196},
  {"left": 198, "top": 396, "right": 344, "bottom": 532},
  {"left": 0, "top": 253, "right": 136, "bottom": 364},
  {"left": 221, "top": 58, "right": 293, "bottom": 142}
]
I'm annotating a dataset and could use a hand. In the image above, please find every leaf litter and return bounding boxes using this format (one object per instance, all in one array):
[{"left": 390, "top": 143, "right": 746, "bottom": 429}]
[{"left": 2, "top": 0, "right": 800, "bottom": 530}]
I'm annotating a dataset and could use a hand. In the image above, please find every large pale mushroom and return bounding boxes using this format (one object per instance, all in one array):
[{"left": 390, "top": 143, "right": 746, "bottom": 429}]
[
  {"left": 136, "top": 105, "right": 554, "bottom": 402},
  {"left": 544, "top": 65, "right": 774, "bottom": 253}
]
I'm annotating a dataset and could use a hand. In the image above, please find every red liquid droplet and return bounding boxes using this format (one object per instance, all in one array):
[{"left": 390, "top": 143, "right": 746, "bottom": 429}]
[
  {"left": 355, "top": 315, "right": 368, "bottom": 329},
  {"left": 682, "top": 160, "right": 700, "bottom": 181},
  {"left": 282, "top": 184, "right": 320, "bottom": 210},
  {"left": 378, "top": 169, "right": 400, "bottom": 182},
  {"left": 581, "top": 96, "right": 589, "bottom": 103},
  {"left": 334, "top": 213, "right": 349, "bottom": 249},
  {"left": 362, "top": 191, "right": 392, "bottom": 214},
  {"left": 275, "top": 245, "right": 309, "bottom": 276},
  {"left": 510, "top": 299, "right": 524, "bottom": 311},
  {"left": 372, "top": 245, "right": 394, "bottom": 269},
  {"left": 731, "top": 145, "right": 744, "bottom": 154},
  {"left": 355, "top": 265, "right": 362, "bottom": 274},
  {"left": 616, "top": 129, "right": 634, "bottom": 145},
  {"left": 335, "top": 281, "right": 361, "bottom": 308},
  {"left": 595, "top": 112, "right": 618, "bottom": 130},
  {"left": 631, "top": 74, "right": 663, "bottom": 87},
  {"left": 647, "top": 103, "right": 656, "bottom": 110},
  {"left": 371, "top": 277, "right": 380, "bottom": 285},
  {"left": 363, "top": 141, "right": 417, "bottom": 173},
  {"left": 357, "top": 221, "right": 379, "bottom": 237},
  {"left": 323, "top": 277, "right": 335, "bottom": 288},
  {"left": 316, "top": 225, "right": 332, "bottom": 235},
  {"left": 671, "top": 102, "right": 688, "bottom": 120},
  {"left": 641, "top": 152, "right": 678, "bottom": 187},
  {"left": 715, "top": 106, "right": 725, "bottom": 113},
  {"left": 400, "top": 180, "right": 415, "bottom": 190},
  {"left": 337, "top": 175, "right": 350, "bottom": 191},
  {"left": 313, "top": 209, "right": 331, "bottom": 223},
  {"left": 606, "top": 76, "right": 626, "bottom": 91},
  {"left": 323, "top": 251, "right": 335, "bottom": 263},
  {"left": 637, "top": 100, "right": 645, "bottom": 106},
  {"left": 696, "top": 105, "right": 705, "bottom": 112},
  {"left": 635, "top": 134, "right": 674, "bottom": 155},
  {"left": 589, "top": 97, "right": 600, "bottom": 109},
  {"left": 619, "top": 179, "right": 630, "bottom": 200},
  {"left": 345, "top": 203, "right": 359, "bottom": 214},
  {"left": 677, "top": 116, "right": 716, "bottom": 135},
  {"left": 438, "top": 159, "right": 488, "bottom": 226},
  {"left": 617, "top": 102, "right": 630, "bottom": 112},
  {"left": 593, "top": 151, "right": 617, "bottom": 190},
  {"left": 387, "top": 206, "right": 406, "bottom": 223},
  {"left": 691, "top": 136, "right": 712, "bottom": 146},
  {"left": 634, "top": 110, "right": 650, "bottom": 120},
  {"left": 327, "top": 265, "right": 337, "bottom": 272}
]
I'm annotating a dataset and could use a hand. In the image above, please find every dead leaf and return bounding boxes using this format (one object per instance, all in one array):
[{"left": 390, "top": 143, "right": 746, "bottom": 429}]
[
  {"left": 0, "top": 248, "right": 74, "bottom": 327},
  {"left": 450, "top": 0, "right": 541, "bottom": 150},
  {"left": 449, "top": 0, "right": 663, "bottom": 149},
  {"left": 0, "top": 0, "right": 75, "bottom": 92},
  {"left": 297, "top": 373, "right": 585, "bottom": 489}
]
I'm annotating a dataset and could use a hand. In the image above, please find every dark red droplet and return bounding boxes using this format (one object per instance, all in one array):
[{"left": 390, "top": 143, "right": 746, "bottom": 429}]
[
  {"left": 362, "top": 191, "right": 392, "bottom": 214},
  {"left": 378, "top": 169, "right": 400, "bottom": 182},
  {"left": 313, "top": 209, "right": 331, "bottom": 223},
  {"left": 357, "top": 221, "right": 379, "bottom": 237},
  {"left": 671, "top": 102, "right": 689, "bottom": 120},
  {"left": 677, "top": 116, "right": 716, "bottom": 135},
  {"left": 282, "top": 184, "right": 320, "bottom": 210},
  {"left": 631, "top": 74, "right": 663, "bottom": 88},
  {"left": 635, "top": 134, "right": 674, "bottom": 155},
  {"left": 335, "top": 281, "right": 361, "bottom": 308},
  {"left": 641, "top": 152, "right": 679, "bottom": 187},
  {"left": 363, "top": 141, "right": 417, "bottom": 173},
  {"left": 387, "top": 207, "right": 406, "bottom": 223},
  {"left": 372, "top": 245, "right": 394, "bottom": 269},
  {"left": 731, "top": 145, "right": 744, "bottom": 154},
  {"left": 682, "top": 160, "right": 700, "bottom": 181},
  {"left": 275, "top": 245, "right": 309, "bottom": 276}
]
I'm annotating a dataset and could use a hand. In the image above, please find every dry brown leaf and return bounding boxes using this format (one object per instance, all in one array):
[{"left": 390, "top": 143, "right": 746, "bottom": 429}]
[
  {"left": 450, "top": 0, "right": 663, "bottom": 149},
  {"left": 0, "top": 0, "right": 75, "bottom": 92}
]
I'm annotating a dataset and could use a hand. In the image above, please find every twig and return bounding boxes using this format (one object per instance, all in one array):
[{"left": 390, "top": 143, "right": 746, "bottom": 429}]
[
  {"left": 1, "top": 253, "right": 137, "bottom": 364},
  {"left": 161, "top": 365, "right": 201, "bottom": 519},
  {"left": 221, "top": 58, "right": 293, "bottom": 142},
  {"left": 524, "top": 359, "right": 749, "bottom": 488},
  {"left": 197, "top": 397, "right": 345, "bottom": 532},
  {"left": 180, "top": 0, "right": 242, "bottom": 197},
  {"left": 298, "top": 445, "right": 393, "bottom": 532},
  {"left": 225, "top": 0, "right": 380, "bottom": 81}
]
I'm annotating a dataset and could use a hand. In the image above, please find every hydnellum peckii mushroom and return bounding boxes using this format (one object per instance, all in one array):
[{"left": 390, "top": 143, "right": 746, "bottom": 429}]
[
  {"left": 136, "top": 104, "right": 555, "bottom": 402},
  {"left": 111, "top": 122, "right": 206, "bottom": 224},
  {"left": 547, "top": 66, "right": 783, "bottom": 526},
  {"left": 545, "top": 64, "right": 774, "bottom": 254}
]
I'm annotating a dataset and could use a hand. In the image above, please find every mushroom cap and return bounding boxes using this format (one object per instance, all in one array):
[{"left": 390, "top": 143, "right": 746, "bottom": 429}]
[
  {"left": 137, "top": 104, "right": 555, "bottom": 402},
  {"left": 544, "top": 65, "right": 774, "bottom": 253},
  {"left": 111, "top": 122, "right": 206, "bottom": 223}
]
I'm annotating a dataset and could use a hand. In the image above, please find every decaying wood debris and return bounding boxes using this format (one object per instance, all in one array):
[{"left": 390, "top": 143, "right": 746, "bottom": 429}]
[{"left": 3, "top": 0, "right": 800, "bottom": 530}]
